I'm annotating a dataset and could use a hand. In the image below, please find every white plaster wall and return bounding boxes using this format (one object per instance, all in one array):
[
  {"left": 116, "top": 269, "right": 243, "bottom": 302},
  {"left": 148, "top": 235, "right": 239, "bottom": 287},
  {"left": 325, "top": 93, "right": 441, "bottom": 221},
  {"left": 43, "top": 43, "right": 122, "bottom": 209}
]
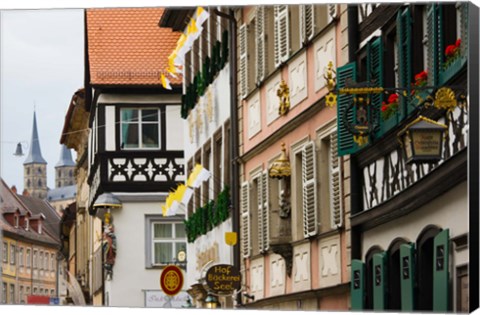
[
  {"left": 314, "top": 25, "right": 337, "bottom": 92},
  {"left": 362, "top": 181, "right": 468, "bottom": 257},
  {"left": 288, "top": 51, "right": 308, "bottom": 107},
  {"left": 105, "top": 106, "right": 116, "bottom": 151},
  {"left": 186, "top": 218, "right": 233, "bottom": 287},
  {"left": 183, "top": 64, "right": 231, "bottom": 160},
  {"left": 105, "top": 199, "right": 187, "bottom": 307},
  {"left": 166, "top": 105, "right": 184, "bottom": 151},
  {"left": 292, "top": 242, "right": 311, "bottom": 292}
]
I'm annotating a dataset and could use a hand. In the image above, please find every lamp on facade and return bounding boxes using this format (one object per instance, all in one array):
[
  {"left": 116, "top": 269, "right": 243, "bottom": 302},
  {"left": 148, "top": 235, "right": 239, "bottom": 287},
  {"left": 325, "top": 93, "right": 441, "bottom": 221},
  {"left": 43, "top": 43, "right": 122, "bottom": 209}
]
[
  {"left": 92, "top": 192, "right": 122, "bottom": 221},
  {"left": 397, "top": 116, "right": 448, "bottom": 164},
  {"left": 268, "top": 143, "right": 291, "bottom": 179},
  {"left": 204, "top": 293, "right": 219, "bottom": 309}
]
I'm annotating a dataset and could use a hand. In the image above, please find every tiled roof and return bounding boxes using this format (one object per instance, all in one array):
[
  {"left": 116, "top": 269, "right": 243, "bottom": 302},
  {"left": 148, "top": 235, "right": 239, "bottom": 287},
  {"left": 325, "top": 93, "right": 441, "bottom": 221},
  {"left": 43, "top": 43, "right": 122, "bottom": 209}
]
[
  {"left": 0, "top": 178, "right": 59, "bottom": 246},
  {"left": 86, "top": 8, "right": 183, "bottom": 86},
  {"left": 17, "top": 194, "right": 61, "bottom": 243}
]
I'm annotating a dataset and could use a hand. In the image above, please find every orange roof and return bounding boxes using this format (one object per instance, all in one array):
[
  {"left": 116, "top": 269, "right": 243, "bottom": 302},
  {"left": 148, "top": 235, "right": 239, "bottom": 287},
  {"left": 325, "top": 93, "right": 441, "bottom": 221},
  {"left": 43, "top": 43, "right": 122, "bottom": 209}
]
[{"left": 86, "top": 8, "right": 183, "bottom": 86}]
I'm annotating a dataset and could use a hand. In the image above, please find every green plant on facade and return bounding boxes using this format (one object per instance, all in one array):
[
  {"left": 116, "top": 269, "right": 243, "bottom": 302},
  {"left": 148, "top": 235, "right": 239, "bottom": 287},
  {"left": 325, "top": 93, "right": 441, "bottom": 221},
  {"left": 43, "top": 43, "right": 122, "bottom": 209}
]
[
  {"left": 184, "top": 186, "right": 231, "bottom": 243},
  {"left": 181, "top": 30, "right": 229, "bottom": 118}
]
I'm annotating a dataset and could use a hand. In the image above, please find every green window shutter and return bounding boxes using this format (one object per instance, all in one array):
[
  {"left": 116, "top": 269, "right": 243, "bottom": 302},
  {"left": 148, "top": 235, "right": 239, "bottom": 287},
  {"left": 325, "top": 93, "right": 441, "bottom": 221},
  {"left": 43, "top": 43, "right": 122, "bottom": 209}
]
[
  {"left": 400, "top": 243, "right": 415, "bottom": 311},
  {"left": 433, "top": 229, "right": 450, "bottom": 312},
  {"left": 397, "top": 7, "right": 412, "bottom": 116},
  {"left": 426, "top": 4, "right": 439, "bottom": 86},
  {"left": 336, "top": 62, "right": 359, "bottom": 156},
  {"left": 367, "top": 37, "right": 384, "bottom": 137},
  {"left": 373, "top": 252, "right": 387, "bottom": 310},
  {"left": 351, "top": 259, "right": 365, "bottom": 310}
]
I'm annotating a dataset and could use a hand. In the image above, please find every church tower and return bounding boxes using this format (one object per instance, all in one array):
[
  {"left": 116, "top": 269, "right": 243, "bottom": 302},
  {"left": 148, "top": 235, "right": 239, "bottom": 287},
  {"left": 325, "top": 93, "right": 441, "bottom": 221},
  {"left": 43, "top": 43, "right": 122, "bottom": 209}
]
[
  {"left": 55, "top": 144, "right": 76, "bottom": 188},
  {"left": 23, "top": 111, "right": 48, "bottom": 199}
]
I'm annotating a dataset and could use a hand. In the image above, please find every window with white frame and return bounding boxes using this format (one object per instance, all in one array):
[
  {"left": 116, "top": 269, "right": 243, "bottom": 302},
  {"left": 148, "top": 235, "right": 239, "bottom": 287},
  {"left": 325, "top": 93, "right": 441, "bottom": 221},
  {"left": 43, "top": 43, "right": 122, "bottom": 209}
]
[
  {"left": 10, "top": 245, "right": 15, "bottom": 265},
  {"left": 120, "top": 108, "right": 160, "bottom": 149},
  {"left": 19, "top": 248, "right": 24, "bottom": 267},
  {"left": 26, "top": 249, "right": 31, "bottom": 268},
  {"left": 33, "top": 250, "right": 37, "bottom": 269},
  {"left": 2, "top": 242, "right": 7, "bottom": 263},
  {"left": 2, "top": 282, "right": 6, "bottom": 304},
  {"left": 274, "top": 5, "right": 291, "bottom": 67},
  {"left": 19, "top": 286, "right": 24, "bottom": 303},
  {"left": 39, "top": 252, "right": 43, "bottom": 270},
  {"left": 145, "top": 216, "right": 186, "bottom": 267},
  {"left": 51, "top": 253, "right": 55, "bottom": 271},
  {"left": 9, "top": 284, "right": 14, "bottom": 304}
]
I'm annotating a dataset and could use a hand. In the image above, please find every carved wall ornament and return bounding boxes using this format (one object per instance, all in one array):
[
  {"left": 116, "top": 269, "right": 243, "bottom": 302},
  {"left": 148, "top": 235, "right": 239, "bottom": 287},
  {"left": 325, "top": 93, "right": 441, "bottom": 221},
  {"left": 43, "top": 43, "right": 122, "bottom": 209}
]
[{"left": 277, "top": 80, "right": 290, "bottom": 116}]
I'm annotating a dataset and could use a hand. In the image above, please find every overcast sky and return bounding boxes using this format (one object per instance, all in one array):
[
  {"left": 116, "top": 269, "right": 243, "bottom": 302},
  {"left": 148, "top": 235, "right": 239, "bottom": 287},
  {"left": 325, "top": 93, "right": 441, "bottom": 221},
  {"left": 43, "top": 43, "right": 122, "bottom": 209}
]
[{"left": 0, "top": 9, "right": 84, "bottom": 192}]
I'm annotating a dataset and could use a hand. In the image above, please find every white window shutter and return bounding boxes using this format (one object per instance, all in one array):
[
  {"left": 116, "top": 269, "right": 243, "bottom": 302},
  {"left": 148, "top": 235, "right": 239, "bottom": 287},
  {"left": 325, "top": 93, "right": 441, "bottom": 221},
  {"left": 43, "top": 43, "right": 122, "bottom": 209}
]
[
  {"left": 255, "top": 6, "right": 266, "bottom": 83},
  {"left": 239, "top": 24, "right": 248, "bottom": 99},
  {"left": 256, "top": 176, "right": 264, "bottom": 252},
  {"left": 274, "top": 5, "right": 290, "bottom": 66},
  {"left": 328, "top": 4, "right": 338, "bottom": 23},
  {"left": 261, "top": 171, "right": 270, "bottom": 252},
  {"left": 329, "top": 132, "right": 343, "bottom": 228},
  {"left": 241, "top": 181, "right": 251, "bottom": 258},
  {"left": 300, "top": 5, "right": 315, "bottom": 45},
  {"left": 302, "top": 141, "right": 318, "bottom": 237}
]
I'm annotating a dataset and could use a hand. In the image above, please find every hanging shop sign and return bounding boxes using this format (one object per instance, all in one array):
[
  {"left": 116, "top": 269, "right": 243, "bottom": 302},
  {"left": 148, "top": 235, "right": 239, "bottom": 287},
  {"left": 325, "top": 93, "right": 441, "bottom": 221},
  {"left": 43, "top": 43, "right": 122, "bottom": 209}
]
[
  {"left": 160, "top": 265, "right": 184, "bottom": 296},
  {"left": 205, "top": 264, "right": 241, "bottom": 294}
]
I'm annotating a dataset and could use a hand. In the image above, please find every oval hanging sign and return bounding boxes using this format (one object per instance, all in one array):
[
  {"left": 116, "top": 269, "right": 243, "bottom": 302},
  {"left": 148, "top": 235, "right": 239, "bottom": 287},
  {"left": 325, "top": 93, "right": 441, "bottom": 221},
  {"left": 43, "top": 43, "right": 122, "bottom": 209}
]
[
  {"left": 160, "top": 265, "right": 184, "bottom": 296},
  {"left": 205, "top": 264, "right": 241, "bottom": 293}
]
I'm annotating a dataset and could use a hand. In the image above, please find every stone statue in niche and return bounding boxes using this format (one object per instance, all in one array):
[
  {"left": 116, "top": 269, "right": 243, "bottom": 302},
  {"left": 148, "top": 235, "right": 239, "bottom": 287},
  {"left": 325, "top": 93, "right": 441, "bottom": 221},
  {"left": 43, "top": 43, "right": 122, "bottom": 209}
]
[{"left": 103, "top": 212, "right": 117, "bottom": 280}]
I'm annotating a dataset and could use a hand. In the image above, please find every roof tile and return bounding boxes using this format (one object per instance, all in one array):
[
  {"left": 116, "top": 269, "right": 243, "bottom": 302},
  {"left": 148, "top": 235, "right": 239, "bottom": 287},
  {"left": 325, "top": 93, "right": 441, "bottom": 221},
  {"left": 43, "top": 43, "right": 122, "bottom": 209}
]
[{"left": 87, "top": 8, "right": 183, "bottom": 86}]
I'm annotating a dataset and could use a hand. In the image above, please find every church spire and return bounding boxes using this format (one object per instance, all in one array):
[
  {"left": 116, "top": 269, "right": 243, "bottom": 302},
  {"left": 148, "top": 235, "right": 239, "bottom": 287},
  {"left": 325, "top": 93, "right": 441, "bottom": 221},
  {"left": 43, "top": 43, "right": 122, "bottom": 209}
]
[
  {"left": 24, "top": 111, "right": 47, "bottom": 165},
  {"left": 55, "top": 144, "right": 75, "bottom": 167}
]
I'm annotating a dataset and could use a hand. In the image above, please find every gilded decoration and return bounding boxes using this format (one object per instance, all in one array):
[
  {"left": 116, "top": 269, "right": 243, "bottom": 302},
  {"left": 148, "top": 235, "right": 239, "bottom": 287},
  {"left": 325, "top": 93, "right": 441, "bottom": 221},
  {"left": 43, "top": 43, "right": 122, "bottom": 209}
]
[
  {"left": 269, "top": 143, "right": 291, "bottom": 179},
  {"left": 277, "top": 80, "right": 290, "bottom": 116}
]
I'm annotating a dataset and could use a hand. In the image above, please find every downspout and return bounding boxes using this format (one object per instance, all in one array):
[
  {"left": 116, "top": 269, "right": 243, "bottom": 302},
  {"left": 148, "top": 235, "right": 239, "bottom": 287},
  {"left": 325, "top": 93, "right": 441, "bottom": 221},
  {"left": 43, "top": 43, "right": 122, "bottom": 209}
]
[
  {"left": 347, "top": 4, "right": 363, "bottom": 261},
  {"left": 213, "top": 8, "right": 240, "bottom": 307}
]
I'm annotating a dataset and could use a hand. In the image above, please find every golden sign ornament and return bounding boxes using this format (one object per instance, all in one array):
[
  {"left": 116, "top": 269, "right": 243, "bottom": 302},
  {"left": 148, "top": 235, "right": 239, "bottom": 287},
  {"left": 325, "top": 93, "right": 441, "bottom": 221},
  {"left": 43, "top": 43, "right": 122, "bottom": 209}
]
[
  {"left": 434, "top": 87, "right": 457, "bottom": 111},
  {"left": 324, "top": 61, "right": 337, "bottom": 91},
  {"left": 277, "top": 80, "right": 290, "bottom": 116},
  {"left": 325, "top": 92, "right": 337, "bottom": 108},
  {"left": 225, "top": 232, "right": 237, "bottom": 246},
  {"left": 160, "top": 265, "right": 184, "bottom": 296}
]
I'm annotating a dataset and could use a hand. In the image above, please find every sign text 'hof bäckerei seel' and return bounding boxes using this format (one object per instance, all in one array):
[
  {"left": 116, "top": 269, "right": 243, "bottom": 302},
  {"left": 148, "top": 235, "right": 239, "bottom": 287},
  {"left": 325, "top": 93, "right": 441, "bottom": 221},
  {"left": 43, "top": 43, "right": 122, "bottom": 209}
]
[{"left": 205, "top": 264, "right": 241, "bottom": 293}]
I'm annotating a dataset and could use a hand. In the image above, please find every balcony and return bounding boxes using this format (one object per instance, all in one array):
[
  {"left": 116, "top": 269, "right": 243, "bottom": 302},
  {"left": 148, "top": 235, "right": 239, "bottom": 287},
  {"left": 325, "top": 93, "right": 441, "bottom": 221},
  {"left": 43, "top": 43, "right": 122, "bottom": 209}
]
[{"left": 87, "top": 150, "right": 185, "bottom": 210}]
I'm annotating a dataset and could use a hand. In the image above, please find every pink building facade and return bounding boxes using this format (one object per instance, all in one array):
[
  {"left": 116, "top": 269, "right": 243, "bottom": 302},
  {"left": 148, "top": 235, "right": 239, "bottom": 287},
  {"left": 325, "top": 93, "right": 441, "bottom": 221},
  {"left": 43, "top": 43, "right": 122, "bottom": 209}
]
[{"left": 237, "top": 4, "right": 352, "bottom": 310}]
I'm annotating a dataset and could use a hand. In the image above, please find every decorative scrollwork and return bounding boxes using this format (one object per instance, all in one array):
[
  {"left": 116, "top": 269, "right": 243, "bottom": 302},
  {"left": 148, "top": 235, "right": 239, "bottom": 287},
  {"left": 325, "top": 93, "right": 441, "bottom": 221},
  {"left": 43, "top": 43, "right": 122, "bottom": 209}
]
[{"left": 108, "top": 156, "right": 185, "bottom": 183}]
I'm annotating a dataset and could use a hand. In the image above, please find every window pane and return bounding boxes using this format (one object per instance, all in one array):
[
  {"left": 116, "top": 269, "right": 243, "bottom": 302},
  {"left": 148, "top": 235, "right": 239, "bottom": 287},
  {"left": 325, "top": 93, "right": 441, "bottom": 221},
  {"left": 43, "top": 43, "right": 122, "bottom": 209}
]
[
  {"left": 121, "top": 109, "right": 138, "bottom": 122},
  {"left": 154, "top": 243, "right": 173, "bottom": 264},
  {"left": 142, "top": 109, "right": 158, "bottom": 122},
  {"left": 142, "top": 124, "right": 159, "bottom": 148},
  {"left": 175, "top": 242, "right": 187, "bottom": 254},
  {"left": 154, "top": 224, "right": 172, "bottom": 238},
  {"left": 175, "top": 224, "right": 186, "bottom": 238},
  {"left": 122, "top": 124, "right": 139, "bottom": 148}
]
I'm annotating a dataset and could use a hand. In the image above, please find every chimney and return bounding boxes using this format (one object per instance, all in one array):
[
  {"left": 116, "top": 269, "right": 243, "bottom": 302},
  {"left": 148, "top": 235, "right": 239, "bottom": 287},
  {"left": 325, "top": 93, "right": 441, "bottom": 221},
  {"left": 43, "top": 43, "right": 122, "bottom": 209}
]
[
  {"left": 22, "top": 189, "right": 30, "bottom": 196},
  {"left": 11, "top": 185, "right": 17, "bottom": 194}
]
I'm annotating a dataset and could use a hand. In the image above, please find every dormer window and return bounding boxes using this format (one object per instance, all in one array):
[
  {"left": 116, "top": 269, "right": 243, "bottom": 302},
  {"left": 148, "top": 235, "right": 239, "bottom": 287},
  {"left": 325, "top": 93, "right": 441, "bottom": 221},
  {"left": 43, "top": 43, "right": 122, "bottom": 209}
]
[
  {"left": 120, "top": 108, "right": 160, "bottom": 149},
  {"left": 25, "top": 218, "right": 29, "bottom": 231},
  {"left": 15, "top": 215, "right": 19, "bottom": 228}
]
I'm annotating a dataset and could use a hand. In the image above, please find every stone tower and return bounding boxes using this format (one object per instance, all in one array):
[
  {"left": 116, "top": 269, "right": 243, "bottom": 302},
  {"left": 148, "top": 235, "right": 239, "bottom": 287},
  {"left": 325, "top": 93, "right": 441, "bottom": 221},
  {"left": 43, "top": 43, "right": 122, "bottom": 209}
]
[
  {"left": 23, "top": 111, "right": 48, "bottom": 199},
  {"left": 55, "top": 144, "right": 76, "bottom": 188}
]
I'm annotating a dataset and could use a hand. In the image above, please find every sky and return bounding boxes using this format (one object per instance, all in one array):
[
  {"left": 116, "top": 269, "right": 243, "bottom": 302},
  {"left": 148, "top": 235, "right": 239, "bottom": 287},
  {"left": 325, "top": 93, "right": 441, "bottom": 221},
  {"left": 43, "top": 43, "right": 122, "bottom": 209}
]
[{"left": 0, "top": 9, "right": 84, "bottom": 192}]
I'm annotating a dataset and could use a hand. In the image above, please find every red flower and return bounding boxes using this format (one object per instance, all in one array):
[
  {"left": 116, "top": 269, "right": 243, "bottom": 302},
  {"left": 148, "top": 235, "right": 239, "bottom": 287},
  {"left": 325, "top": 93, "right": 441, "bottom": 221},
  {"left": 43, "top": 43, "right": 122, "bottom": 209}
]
[
  {"left": 388, "top": 93, "right": 398, "bottom": 104},
  {"left": 381, "top": 105, "right": 388, "bottom": 112},
  {"left": 415, "top": 71, "right": 428, "bottom": 81},
  {"left": 456, "top": 38, "right": 461, "bottom": 47},
  {"left": 445, "top": 45, "right": 457, "bottom": 57}
]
